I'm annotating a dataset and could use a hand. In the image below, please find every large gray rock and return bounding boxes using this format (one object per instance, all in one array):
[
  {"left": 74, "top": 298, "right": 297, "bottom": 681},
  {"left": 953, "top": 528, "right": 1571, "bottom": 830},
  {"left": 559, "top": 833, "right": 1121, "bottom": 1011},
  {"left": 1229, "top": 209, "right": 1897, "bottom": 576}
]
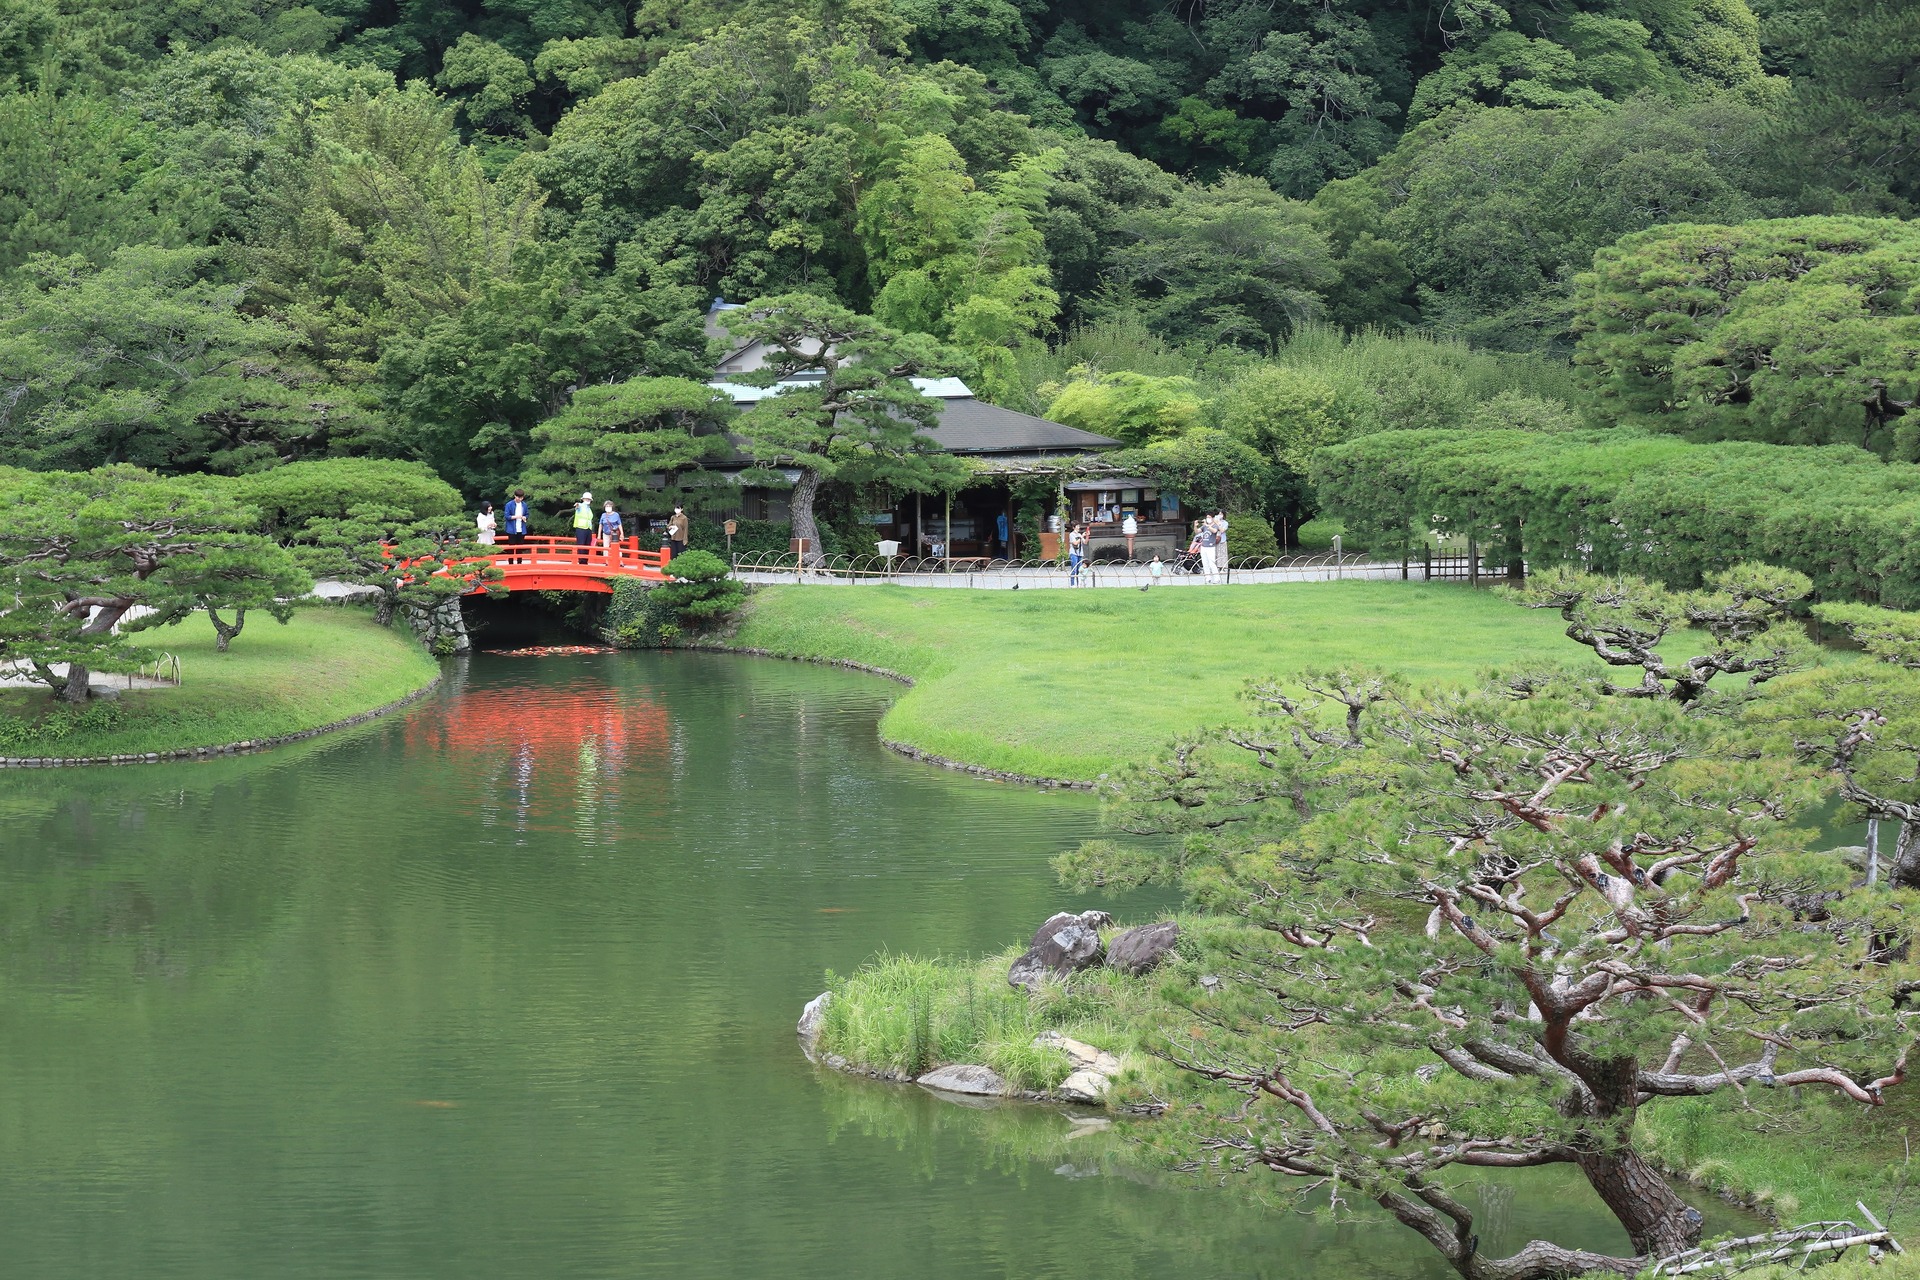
[
  {"left": 1032, "top": 1031, "right": 1121, "bottom": 1076},
  {"left": 796, "top": 991, "right": 831, "bottom": 1057},
  {"left": 1008, "top": 911, "right": 1113, "bottom": 991},
  {"left": 1105, "top": 921, "right": 1179, "bottom": 975},
  {"left": 916, "top": 1064, "right": 1008, "bottom": 1096},
  {"left": 1029, "top": 910, "right": 1113, "bottom": 948},
  {"left": 1056, "top": 1069, "right": 1112, "bottom": 1104}
]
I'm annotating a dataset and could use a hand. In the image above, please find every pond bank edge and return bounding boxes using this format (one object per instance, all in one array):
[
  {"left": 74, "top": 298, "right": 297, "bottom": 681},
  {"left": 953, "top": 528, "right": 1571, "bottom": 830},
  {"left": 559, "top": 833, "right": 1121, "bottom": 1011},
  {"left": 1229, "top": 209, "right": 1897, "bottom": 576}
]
[
  {"left": 0, "top": 673, "right": 442, "bottom": 768},
  {"left": 693, "top": 641, "right": 1094, "bottom": 790}
]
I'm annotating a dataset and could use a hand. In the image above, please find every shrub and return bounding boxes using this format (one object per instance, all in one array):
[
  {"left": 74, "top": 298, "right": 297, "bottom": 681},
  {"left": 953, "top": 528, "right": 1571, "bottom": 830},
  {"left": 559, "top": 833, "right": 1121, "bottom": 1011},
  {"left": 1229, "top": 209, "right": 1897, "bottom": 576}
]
[
  {"left": 1313, "top": 428, "right": 1920, "bottom": 605},
  {"left": 230, "top": 459, "right": 462, "bottom": 535},
  {"left": 1222, "top": 511, "right": 1280, "bottom": 564},
  {"left": 602, "top": 578, "right": 674, "bottom": 648},
  {"left": 0, "top": 698, "right": 127, "bottom": 751},
  {"left": 655, "top": 549, "right": 746, "bottom": 627}
]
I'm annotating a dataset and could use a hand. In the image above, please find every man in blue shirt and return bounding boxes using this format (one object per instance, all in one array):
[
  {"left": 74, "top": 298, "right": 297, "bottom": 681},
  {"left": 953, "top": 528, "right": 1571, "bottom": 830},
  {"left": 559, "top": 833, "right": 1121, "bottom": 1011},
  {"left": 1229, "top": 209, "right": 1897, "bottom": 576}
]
[
  {"left": 503, "top": 489, "right": 530, "bottom": 563},
  {"left": 996, "top": 510, "right": 1011, "bottom": 560}
]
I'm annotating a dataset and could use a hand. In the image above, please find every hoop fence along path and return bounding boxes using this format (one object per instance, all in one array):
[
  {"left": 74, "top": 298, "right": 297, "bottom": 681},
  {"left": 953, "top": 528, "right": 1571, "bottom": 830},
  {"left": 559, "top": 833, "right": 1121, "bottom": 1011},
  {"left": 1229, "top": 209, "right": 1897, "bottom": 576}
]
[{"left": 728, "top": 549, "right": 1511, "bottom": 590}]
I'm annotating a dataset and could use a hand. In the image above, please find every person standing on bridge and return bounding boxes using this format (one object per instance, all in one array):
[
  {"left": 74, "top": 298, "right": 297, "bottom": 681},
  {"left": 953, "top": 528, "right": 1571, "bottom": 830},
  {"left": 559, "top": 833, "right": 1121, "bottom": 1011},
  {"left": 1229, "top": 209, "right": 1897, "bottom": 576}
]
[
  {"left": 573, "top": 492, "right": 595, "bottom": 563},
  {"left": 475, "top": 502, "right": 497, "bottom": 547},
  {"left": 503, "top": 489, "right": 529, "bottom": 563},
  {"left": 598, "top": 500, "right": 624, "bottom": 550},
  {"left": 665, "top": 505, "right": 689, "bottom": 566}
]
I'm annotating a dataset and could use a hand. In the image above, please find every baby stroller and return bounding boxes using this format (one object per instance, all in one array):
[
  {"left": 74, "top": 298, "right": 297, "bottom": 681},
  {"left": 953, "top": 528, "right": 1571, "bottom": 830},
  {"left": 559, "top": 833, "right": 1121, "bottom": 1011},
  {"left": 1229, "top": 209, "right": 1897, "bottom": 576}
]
[{"left": 1173, "top": 547, "right": 1204, "bottom": 575}]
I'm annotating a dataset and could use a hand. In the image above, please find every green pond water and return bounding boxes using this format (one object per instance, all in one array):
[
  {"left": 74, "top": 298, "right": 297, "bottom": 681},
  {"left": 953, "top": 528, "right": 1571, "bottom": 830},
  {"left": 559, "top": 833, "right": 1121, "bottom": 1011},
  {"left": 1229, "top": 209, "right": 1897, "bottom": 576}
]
[{"left": 0, "top": 647, "right": 1746, "bottom": 1278}]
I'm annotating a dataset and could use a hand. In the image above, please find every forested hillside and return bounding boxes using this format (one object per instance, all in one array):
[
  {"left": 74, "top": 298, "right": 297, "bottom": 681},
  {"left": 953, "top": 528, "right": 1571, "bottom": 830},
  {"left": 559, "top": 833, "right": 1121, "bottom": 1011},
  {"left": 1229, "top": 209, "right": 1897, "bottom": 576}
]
[{"left": 0, "top": 0, "right": 1914, "bottom": 538}]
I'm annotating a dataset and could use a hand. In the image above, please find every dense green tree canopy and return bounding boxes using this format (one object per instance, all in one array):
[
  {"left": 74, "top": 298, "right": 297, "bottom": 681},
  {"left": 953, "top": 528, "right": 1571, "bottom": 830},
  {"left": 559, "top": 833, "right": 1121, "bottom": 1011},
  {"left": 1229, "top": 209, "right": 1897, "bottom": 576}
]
[
  {"left": 1572, "top": 215, "right": 1920, "bottom": 450},
  {"left": 519, "top": 376, "right": 735, "bottom": 516},
  {"left": 0, "top": 0, "right": 1910, "bottom": 592}
]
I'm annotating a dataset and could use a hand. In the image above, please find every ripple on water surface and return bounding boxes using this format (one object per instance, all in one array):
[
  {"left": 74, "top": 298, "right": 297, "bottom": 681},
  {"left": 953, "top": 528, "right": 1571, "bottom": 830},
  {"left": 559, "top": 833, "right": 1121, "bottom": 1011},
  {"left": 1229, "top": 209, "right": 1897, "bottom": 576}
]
[{"left": 0, "top": 649, "right": 1705, "bottom": 1279}]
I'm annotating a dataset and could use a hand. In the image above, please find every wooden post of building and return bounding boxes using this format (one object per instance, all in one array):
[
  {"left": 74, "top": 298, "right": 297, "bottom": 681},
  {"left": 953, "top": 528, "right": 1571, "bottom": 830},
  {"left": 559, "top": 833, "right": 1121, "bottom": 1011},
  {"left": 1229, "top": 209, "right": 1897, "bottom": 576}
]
[
  {"left": 943, "top": 491, "right": 952, "bottom": 572},
  {"left": 914, "top": 492, "right": 922, "bottom": 563}
]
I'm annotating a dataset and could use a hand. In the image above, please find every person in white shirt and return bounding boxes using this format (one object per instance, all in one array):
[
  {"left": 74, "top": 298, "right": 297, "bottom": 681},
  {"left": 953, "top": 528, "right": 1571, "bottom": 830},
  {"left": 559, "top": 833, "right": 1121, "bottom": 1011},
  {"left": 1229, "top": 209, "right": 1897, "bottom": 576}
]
[{"left": 475, "top": 503, "right": 497, "bottom": 545}]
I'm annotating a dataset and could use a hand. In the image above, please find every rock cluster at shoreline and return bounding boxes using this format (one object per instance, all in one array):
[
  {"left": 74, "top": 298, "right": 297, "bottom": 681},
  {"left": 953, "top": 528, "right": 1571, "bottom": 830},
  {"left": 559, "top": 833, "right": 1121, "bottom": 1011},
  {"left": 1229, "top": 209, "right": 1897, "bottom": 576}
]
[{"left": 797, "top": 911, "right": 1183, "bottom": 1110}]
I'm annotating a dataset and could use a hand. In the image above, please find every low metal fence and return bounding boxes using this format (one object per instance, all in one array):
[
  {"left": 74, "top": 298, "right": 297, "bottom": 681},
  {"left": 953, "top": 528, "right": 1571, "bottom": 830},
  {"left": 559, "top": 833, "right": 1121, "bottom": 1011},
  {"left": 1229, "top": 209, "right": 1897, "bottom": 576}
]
[{"left": 729, "top": 548, "right": 1426, "bottom": 588}]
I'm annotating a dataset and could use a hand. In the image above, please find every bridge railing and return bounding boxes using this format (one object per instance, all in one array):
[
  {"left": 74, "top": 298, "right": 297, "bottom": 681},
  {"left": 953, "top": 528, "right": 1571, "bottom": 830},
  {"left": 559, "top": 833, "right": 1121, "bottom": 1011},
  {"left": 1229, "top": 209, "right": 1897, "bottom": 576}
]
[
  {"left": 389, "top": 536, "right": 672, "bottom": 589},
  {"left": 478, "top": 536, "right": 671, "bottom": 577}
]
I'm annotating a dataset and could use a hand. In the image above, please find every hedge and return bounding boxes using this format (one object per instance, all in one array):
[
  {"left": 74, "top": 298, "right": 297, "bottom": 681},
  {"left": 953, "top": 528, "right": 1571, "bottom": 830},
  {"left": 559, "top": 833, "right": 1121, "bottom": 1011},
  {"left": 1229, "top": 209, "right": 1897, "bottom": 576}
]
[{"left": 1313, "top": 429, "right": 1920, "bottom": 605}]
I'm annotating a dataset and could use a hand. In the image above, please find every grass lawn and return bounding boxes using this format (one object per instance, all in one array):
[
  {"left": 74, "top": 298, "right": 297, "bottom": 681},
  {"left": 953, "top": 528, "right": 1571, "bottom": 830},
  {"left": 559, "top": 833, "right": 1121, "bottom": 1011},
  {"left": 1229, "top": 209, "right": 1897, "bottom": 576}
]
[
  {"left": 0, "top": 606, "right": 440, "bottom": 759},
  {"left": 726, "top": 580, "right": 1593, "bottom": 781}
]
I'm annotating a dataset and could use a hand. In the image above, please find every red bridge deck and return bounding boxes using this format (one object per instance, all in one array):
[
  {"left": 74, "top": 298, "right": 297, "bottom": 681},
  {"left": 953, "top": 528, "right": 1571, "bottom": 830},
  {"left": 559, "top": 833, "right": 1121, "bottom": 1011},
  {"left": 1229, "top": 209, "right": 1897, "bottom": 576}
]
[{"left": 463, "top": 536, "right": 672, "bottom": 594}]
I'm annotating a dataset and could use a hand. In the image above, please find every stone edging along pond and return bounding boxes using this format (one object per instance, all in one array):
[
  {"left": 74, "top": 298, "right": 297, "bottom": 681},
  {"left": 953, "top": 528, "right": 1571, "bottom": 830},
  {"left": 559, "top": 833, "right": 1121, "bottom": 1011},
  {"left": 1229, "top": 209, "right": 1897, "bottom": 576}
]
[
  {"left": 0, "top": 676, "right": 442, "bottom": 769},
  {"left": 695, "top": 643, "right": 1094, "bottom": 791}
]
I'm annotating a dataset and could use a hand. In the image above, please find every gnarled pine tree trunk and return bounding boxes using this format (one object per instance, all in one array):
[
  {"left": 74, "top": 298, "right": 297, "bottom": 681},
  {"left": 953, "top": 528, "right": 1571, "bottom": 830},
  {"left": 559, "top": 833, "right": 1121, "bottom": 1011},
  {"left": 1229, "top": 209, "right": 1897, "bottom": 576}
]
[
  {"left": 1889, "top": 820, "right": 1920, "bottom": 890},
  {"left": 789, "top": 467, "right": 824, "bottom": 566},
  {"left": 208, "top": 606, "right": 245, "bottom": 652},
  {"left": 56, "top": 664, "right": 91, "bottom": 703},
  {"left": 1574, "top": 1145, "right": 1700, "bottom": 1259}
]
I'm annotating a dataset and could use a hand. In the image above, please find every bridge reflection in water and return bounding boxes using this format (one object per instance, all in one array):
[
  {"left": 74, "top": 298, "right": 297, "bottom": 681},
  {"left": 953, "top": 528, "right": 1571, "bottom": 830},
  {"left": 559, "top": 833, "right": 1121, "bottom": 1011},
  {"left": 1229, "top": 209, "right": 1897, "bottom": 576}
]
[{"left": 406, "top": 674, "right": 672, "bottom": 844}]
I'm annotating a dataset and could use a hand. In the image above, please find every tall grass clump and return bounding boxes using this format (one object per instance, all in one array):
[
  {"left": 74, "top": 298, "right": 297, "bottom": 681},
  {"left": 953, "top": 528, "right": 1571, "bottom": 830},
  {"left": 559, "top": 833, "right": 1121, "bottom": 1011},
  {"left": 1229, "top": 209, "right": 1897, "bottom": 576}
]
[{"left": 818, "top": 953, "right": 1075, "bottom": 1088}]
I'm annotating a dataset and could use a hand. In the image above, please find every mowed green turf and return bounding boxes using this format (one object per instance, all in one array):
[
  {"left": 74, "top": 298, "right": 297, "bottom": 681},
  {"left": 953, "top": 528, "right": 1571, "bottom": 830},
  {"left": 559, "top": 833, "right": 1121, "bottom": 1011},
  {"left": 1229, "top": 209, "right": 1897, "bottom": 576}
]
[
  {"left": 0, "top": 606, "right": 440, "bottom": 758},
  {"left": 727, "top": 581, "right": 1590, "bottom": 781}
]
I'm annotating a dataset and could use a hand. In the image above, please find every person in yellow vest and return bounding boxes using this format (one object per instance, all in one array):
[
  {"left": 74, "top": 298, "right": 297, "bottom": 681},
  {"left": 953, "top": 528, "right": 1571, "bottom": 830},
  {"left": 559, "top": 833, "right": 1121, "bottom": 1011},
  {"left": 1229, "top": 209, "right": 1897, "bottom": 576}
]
[{"left": 572, "top": 491, "right": 594, "bottom": 563}]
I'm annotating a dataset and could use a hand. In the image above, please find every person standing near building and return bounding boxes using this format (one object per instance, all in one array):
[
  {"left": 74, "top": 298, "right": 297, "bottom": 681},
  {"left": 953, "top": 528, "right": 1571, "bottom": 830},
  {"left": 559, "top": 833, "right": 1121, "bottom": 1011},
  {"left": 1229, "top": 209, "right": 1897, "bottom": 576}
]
[
  {"left": 1212, "top": 511, "right": 1230, "bottom": 576},
  {"left": 503, "top": 489, "right": 529, "bottom": 563},
  {"left": 1067, "top": 523, "right": 1088, "bottom": 586},
  {"left": 1122, "top": 510, "right": 1138, "bottom": 560},
  {"left": 475, "top": 502, "right": 497, "bottom": 547},
  {"left": 598, "top": 500, "right": 624, "bottom": 549},
  {"left": 665, "top": 505, "right": 690, "bottom": 566},
  {"left": 572, "top": 491, "right": 595, "bottom": 563},
  {"left": 996, "top": 510, "right": 1011, "bottom": 560},
  {"left": 1197, "top": 515, "right": 1221, "bottom": 583}
]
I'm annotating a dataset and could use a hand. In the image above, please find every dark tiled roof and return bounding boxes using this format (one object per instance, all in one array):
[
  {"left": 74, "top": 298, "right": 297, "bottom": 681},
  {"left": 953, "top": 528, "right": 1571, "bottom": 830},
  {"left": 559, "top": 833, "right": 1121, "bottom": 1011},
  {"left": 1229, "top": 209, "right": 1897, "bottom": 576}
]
[
  {"left": 922, "top": 398, "right": 1119, "bottom": 454},
  {"left": 704, "top": 393, "right": 1118, "bottom": 466}
]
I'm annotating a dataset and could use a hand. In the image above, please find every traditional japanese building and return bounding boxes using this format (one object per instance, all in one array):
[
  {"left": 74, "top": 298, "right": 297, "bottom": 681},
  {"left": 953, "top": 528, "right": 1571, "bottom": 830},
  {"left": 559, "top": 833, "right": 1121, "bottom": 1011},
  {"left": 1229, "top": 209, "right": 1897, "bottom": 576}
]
[{"left": 700, "top": 299, "right": 1190, "bottom": 559}]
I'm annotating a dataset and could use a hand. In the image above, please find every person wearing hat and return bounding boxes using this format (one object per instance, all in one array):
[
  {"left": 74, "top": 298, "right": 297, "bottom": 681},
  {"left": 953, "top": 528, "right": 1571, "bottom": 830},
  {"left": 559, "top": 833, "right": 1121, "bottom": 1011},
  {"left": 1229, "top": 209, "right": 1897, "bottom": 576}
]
[
  {"left": 572, "top": 491, "right": 595, "bottom": 563},
  {"left": 665, "top": 504, "right": 689, "bottom": 566}
]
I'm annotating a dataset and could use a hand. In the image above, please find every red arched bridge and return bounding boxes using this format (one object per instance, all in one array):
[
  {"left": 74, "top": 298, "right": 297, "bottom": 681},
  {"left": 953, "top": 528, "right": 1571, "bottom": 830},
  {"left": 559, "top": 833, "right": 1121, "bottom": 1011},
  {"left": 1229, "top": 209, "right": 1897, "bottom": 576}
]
[{"left": 403, "top": 537, "right": 674, "bottom": 595}]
